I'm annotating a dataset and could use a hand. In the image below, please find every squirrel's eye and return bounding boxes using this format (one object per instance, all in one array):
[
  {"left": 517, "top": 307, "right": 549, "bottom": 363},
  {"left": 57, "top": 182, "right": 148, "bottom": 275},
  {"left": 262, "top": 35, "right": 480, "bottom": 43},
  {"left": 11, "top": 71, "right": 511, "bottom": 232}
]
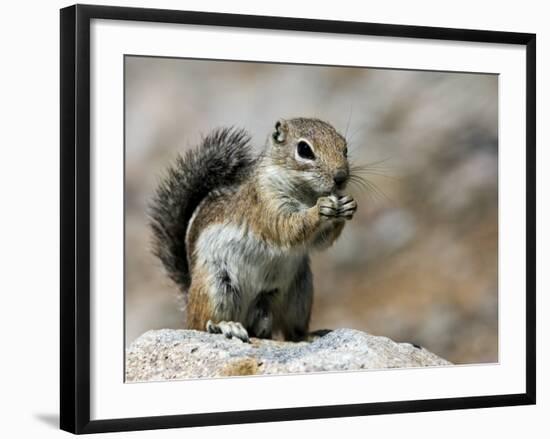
[
  {"left": 343, "top": 147, "right": 348, "bottom": 157},
  {"left": 297, "top": 141, "right": 315, "bottom": 160}
]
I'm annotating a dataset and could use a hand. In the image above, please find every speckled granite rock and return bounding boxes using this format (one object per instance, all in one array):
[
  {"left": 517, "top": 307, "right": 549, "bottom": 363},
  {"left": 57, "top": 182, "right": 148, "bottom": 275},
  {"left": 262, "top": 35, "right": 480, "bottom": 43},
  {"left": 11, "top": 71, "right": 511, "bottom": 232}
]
[{"left": 125, "top": 328, "right": 451, "bottom": 382}]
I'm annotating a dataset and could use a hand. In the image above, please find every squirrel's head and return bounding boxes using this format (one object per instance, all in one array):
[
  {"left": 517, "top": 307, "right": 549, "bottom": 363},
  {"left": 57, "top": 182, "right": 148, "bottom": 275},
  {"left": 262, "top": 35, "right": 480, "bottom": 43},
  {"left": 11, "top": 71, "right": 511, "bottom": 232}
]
[{"left": 266, "top": 118, "right": 350, "bottom": 199}]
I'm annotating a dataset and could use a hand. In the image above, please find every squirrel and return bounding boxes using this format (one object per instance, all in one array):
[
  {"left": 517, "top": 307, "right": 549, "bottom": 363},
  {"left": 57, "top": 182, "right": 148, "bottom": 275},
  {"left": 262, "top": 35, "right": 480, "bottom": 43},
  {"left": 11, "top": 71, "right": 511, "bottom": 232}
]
[{"left": 149, "top": 118, "right": 357, "bottom": 342}]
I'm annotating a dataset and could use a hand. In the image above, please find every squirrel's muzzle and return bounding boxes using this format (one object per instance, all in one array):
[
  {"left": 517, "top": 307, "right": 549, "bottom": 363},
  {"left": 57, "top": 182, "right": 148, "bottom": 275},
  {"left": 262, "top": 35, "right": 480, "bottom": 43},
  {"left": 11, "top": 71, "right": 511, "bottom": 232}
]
[{"left": 333, "top": 169, "right": 349, "bottom": 190}]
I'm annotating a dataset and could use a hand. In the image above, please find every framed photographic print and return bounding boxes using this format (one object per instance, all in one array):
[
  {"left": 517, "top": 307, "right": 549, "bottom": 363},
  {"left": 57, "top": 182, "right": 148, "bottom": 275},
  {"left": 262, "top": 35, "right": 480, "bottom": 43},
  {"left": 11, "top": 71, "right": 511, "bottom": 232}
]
[{"left": 60, "top": 4, "right": 536, "bottom": 434}]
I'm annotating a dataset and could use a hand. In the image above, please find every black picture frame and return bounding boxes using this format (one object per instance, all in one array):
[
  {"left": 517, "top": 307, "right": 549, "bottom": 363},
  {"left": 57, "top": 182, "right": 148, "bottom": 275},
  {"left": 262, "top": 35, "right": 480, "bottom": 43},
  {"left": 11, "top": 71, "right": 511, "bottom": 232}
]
[{"left": 60, "top": 3, "right": 536, "bottom": 434}]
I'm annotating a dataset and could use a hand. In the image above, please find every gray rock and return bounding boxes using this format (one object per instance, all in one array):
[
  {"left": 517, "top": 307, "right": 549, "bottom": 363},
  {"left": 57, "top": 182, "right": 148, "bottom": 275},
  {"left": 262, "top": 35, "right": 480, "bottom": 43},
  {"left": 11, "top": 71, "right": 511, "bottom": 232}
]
[{"left": 126, "top": 328, "right": 451, "bottom": 382}]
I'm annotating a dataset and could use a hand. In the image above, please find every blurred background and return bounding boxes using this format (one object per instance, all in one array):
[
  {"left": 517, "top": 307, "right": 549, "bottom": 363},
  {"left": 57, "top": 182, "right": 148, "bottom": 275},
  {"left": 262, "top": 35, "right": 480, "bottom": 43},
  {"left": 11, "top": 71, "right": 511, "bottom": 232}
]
[{"left": 125, "top": 56, "right": 498, "bottom": 364}]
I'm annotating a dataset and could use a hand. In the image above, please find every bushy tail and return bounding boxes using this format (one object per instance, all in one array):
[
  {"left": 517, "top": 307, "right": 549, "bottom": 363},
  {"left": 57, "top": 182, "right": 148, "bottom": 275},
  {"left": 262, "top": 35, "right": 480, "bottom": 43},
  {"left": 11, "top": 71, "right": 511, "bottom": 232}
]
[{"left": 149, "top": 127, "right": 255, "bottom": 292}]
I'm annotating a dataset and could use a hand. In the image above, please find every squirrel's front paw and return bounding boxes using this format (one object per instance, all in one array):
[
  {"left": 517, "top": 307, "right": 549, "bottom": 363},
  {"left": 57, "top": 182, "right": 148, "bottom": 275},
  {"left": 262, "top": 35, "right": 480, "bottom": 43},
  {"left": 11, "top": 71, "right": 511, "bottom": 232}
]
[
  {"left": 317, "top": 195, "right": 357, "bottom": 221},
  {"left": 337, "top": 195, "right": 357, "bottom": 220},
  {"left": 206, "top": 320, "right": 250, "bottom": 343},
  {"left": 317, "top": 196, "right": 339, "bottom": 221}
]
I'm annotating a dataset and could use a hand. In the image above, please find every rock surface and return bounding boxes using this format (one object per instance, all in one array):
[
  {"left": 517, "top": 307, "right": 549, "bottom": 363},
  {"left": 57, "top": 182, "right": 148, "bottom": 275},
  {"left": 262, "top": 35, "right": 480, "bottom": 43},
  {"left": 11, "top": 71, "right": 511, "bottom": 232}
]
[{"left": 126, "top": 328, "right": 451, "bottom": 382}]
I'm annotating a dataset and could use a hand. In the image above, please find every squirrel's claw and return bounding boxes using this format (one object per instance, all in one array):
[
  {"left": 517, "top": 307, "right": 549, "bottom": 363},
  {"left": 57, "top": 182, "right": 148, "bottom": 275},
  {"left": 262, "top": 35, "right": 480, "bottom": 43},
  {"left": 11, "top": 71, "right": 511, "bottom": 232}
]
[
  {"left": 318, "top": 196, "right": 339, "bottom": 220},
  {"left": 206, "top": 320, "right": 250, "bottom": 343},
  {"left": 338, "top": 196, "right": 357, "bottom": 220}
]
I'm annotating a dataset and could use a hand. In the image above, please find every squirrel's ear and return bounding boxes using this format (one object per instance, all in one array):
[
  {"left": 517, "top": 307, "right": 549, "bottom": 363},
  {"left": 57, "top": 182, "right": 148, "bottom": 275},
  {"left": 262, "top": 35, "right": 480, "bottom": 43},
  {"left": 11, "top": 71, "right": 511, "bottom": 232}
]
[{"left": 273, "top": 119, "right": 288, "bottom": 144}]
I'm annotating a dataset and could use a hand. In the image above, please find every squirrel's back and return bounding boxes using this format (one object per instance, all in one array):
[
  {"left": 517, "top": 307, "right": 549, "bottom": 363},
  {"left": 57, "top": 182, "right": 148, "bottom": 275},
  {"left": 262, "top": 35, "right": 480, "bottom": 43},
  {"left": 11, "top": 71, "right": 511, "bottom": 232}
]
[{"left": 149, "top": 128, "right": 256, "bottom": 291}]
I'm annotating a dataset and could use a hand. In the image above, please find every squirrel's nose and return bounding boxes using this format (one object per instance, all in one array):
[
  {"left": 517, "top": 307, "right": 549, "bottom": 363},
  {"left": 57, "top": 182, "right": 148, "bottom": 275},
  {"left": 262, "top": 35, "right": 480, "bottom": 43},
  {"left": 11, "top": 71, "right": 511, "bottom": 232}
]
[{"left": 333, "top": 169, "right": 348, "bottom": 188}]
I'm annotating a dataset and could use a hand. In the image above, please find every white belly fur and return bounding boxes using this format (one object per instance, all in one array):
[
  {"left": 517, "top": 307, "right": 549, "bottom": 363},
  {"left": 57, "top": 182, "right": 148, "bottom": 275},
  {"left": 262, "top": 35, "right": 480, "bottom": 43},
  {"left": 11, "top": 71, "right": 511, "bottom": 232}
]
[{"left": 194, "top": 222, "right": 304, "bottom": 319}]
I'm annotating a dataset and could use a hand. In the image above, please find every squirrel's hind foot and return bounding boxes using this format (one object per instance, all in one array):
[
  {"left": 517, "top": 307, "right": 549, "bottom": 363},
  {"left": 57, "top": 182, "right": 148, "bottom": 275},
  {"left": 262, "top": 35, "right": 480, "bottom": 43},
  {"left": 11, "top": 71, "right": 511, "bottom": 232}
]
[{"left": 206, "top": 320, "right": 250, "bottom": 343}]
